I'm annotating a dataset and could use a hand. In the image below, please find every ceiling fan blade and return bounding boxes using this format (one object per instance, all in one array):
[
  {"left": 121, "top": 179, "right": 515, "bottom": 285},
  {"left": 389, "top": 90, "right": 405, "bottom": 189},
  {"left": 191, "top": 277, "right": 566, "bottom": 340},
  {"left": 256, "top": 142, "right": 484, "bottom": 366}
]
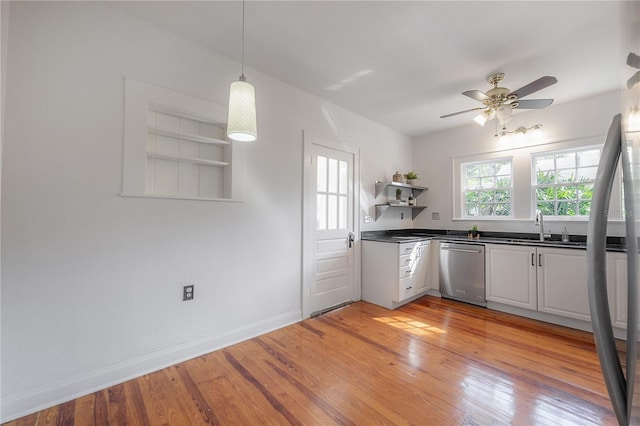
[
  {"left": 462, "top": 90, "right": 490, "bottom": 102},
  {"left": 509, "top": 76, "right": 557, "bottom": 99},
  {"left": 513, "top": 99, "right": 554, "bottom": 109},
  {"left": 440, "top": 107, "right": 484, "bottom": 118}
]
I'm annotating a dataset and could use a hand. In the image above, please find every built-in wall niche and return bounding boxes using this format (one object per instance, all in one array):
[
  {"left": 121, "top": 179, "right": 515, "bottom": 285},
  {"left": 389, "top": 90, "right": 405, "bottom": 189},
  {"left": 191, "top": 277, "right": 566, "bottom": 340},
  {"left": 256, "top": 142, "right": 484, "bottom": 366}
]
[
  {"left": 122, "top": 78, "right": 245, "bottom": 201},
  {"left": 146, "top": 106, "right": 229, "bottom": 199}
]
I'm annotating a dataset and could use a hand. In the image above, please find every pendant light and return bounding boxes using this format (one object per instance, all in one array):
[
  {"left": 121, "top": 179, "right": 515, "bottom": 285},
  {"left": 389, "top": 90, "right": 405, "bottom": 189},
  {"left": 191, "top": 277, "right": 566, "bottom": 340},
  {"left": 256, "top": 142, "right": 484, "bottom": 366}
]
[{"left": 227, "top": 0, "right": 257, "bottom": 142}]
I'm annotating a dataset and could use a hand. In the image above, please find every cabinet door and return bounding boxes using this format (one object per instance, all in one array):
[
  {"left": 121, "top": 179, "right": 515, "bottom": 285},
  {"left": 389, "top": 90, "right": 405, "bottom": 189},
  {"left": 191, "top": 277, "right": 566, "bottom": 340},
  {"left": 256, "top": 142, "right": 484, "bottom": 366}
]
[
  {"left": 537, "top": 247, "right": 590, "bottom": 321},
  {"left": 607, "top": 252, "right": 636, "bottom": 330},
  {"left": 415, "top": 242, "right": 430, "bottom": 293},
  {"left": 485, "top": 244, "right": 537, "bottom": 310}
]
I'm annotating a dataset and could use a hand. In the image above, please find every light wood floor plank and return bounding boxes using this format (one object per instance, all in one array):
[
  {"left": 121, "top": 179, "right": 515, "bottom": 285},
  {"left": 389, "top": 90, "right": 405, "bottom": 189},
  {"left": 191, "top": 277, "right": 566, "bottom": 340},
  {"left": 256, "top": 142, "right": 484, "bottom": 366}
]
[{"left": 3, "top": 296, "right": 619, "bottom": 425}]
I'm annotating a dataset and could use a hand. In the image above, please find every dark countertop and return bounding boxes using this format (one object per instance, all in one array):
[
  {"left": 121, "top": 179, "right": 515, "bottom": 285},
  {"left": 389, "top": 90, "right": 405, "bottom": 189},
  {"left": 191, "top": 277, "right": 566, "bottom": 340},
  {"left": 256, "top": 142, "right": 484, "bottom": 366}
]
[{"left": 361, "top": 229, "right": 626, "bottom": 252}]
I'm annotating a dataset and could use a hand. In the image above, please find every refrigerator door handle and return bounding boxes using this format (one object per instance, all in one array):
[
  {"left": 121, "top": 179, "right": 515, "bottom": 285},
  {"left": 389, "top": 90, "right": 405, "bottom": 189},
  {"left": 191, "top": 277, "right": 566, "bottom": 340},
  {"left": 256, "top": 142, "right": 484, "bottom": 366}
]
[
  {"left": 587, "top": 114, "right": 627, "bottom": 425},
  {"left": 620, "top": 120, "right": 639, "bottom": 423}
]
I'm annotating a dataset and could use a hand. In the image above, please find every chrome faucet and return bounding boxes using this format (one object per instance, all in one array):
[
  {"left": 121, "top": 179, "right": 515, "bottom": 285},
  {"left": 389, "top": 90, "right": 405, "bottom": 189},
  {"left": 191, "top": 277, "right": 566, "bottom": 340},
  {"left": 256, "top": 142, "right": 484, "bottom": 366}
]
[{"left": 535, "top": 210, "right": 552, "bottom": 241}]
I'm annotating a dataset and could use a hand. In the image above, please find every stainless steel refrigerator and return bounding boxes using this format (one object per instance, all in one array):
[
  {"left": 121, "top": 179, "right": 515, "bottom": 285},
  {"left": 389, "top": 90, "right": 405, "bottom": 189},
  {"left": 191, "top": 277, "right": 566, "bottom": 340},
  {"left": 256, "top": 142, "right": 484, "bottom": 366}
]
[{"left": 587, "top": 3, "right": 640, "bottom": 425}]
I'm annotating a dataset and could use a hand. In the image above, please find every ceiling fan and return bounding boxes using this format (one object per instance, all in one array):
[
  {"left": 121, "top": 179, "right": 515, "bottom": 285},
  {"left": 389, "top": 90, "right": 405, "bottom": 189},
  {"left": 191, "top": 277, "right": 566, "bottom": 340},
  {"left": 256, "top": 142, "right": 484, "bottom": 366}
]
[{"left": 441, "top": 73, "right": 558, "bottom": 126}]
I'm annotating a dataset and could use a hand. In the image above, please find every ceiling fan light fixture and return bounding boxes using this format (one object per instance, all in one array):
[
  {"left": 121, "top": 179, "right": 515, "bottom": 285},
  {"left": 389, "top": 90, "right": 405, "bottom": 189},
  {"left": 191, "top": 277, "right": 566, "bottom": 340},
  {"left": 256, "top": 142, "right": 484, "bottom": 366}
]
[
  {"left": 473, "top": 112, "right": 489, "bottom": 126},
  {"left": 441, "top": 73, "right": 557, "bottom": 128},
  {"left": 496, "top": 105, "right": 513, "bottom": 123}
]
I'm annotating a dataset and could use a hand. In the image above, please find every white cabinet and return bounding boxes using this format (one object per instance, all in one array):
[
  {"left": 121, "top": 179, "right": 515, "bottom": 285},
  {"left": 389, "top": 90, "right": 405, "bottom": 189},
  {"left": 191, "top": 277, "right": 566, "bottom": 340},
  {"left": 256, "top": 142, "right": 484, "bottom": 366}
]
[
  {"left": 486, "top": 244, "right": 591, "bottom": 321},
  {"left": 362, "top": 240, "right": 430, "bottom": 309},
  {"left": 414, "top": 241, "right": 431, "bottom": 294},
  {"left": 486, "top": 244, "right": 537, "bottom": 310},
  {"left": 606, "top": 251, "right": 639, "bottom": 330},
  {"left": 537, "top": 247, "right": 590, "bottom": 322}
]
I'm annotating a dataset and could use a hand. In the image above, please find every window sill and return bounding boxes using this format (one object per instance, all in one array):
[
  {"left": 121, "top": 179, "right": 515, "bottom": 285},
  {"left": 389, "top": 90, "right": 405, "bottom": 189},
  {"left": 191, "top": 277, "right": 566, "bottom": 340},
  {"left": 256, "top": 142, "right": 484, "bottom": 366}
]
[{"left": 453, "top": 216, "right": 625, "bottom": 223}]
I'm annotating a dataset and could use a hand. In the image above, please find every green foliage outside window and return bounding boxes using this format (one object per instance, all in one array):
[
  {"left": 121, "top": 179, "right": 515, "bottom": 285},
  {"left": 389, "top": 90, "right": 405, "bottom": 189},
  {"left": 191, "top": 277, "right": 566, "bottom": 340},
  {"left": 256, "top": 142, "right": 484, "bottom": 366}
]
[
  {"left": 463, "top": 159, "right": 512, "bottom": 217},
  {"left": 533, "top": 149, "right": 599, "bottom": 217}
]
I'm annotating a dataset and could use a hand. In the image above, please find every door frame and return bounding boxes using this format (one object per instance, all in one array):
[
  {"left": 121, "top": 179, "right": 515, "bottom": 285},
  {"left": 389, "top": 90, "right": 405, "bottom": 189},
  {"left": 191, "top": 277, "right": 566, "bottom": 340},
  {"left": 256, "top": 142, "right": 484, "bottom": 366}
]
[{"left": 302, "top": 131, "right": 361, "bottom": 319}]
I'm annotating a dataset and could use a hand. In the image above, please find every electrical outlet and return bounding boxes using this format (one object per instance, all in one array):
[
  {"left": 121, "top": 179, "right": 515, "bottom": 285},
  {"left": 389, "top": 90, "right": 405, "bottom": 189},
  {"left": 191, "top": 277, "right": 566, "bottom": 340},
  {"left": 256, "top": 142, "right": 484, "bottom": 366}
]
[
  {"left": 432, "top": 212, "right": 440, "bottom": 220},
  {"left": 183, "top": 285, "right": 194, "bottom": 301}
]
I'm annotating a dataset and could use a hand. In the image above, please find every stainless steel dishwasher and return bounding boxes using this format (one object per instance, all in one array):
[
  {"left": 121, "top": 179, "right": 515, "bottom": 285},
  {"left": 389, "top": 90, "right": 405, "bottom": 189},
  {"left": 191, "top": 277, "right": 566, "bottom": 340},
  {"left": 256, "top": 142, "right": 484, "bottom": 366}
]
[{"left": 439, "top": 242, "right": 486, "bottom": 306}]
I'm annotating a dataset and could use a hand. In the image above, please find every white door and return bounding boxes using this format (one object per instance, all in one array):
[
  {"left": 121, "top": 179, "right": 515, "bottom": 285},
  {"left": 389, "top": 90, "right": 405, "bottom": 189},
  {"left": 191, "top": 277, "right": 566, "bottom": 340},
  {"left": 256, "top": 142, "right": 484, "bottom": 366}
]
[{"left": 302, "top": 133, "right": 359, "bottom": 318}]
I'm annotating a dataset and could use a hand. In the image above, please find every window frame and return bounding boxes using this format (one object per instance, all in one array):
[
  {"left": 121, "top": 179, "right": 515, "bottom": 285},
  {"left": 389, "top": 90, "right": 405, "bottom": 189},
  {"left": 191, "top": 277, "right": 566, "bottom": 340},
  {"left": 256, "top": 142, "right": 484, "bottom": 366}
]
[
  {"left": 460, "top": 157, "right": 514, "bottom": 219},
  {"left": 531, "top": 145, "right": 602, "bottom": 219}
]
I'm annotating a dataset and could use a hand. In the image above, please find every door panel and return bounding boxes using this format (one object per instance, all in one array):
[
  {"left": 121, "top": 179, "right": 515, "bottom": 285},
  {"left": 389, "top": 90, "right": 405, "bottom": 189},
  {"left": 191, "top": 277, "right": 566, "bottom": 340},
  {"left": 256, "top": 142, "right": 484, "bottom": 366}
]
[
  {"left": 302, "top": 133, "right": 359, "bottom": 317},
  {"left": 538, "top": 247, "right": 590, "bottom": 321}
]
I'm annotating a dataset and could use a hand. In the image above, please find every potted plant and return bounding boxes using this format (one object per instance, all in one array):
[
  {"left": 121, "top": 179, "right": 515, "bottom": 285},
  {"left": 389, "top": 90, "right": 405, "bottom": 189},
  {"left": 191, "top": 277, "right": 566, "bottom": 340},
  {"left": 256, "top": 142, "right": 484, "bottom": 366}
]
[
  {"left": 395, "top": 188, "right": 402, "bottom": 200},
  {"left": 469, "top": 224, "right": 479, "bottom": 239},
  {"left": 404, "top": 171, "right": 418, "bottom": 185}
]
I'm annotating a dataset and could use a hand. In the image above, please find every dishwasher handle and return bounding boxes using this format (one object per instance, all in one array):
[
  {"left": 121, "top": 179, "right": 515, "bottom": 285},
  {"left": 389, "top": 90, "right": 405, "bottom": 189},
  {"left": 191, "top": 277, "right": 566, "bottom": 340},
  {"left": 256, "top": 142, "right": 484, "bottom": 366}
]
[{"left": 441, "top": 247, "right": 482, "bottom": 254}]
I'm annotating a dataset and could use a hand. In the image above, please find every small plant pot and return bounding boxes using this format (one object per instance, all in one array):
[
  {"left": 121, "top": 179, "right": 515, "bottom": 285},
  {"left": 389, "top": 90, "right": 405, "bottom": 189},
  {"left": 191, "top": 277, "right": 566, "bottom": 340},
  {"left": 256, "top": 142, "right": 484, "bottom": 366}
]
[{"left": 406, "top": 179, "right": 416, "bottom": 186}]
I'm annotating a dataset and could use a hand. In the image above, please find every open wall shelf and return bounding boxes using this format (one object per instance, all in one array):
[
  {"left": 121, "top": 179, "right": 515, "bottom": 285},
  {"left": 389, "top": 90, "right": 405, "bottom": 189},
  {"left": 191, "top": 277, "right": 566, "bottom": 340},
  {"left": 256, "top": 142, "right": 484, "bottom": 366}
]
[
  {"left": 373, "top": 181, "right": 429, "bottom": 221},
  {"left": 374, "top": 204, "right": 427, "bottom": 220},
  {"left": 374, "top": 181, "right": 428, "bottom": 198}
]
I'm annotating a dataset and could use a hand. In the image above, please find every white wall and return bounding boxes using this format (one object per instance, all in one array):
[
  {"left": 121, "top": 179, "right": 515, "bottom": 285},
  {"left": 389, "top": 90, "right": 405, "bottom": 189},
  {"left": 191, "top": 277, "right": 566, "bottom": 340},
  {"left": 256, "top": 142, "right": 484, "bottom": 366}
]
[
  {"left": 0, "top": 2, "right": 412, "bottom": 421},
  {"left": 413, "top": 90, "right": 623, "bottom": 237}
]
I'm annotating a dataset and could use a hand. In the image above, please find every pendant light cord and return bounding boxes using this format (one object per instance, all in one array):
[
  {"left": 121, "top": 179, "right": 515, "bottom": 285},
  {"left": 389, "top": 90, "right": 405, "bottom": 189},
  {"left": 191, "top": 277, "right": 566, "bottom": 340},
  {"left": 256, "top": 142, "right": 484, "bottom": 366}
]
[{"left": 241, "top": 0, "right": 246, "bottom": 78}]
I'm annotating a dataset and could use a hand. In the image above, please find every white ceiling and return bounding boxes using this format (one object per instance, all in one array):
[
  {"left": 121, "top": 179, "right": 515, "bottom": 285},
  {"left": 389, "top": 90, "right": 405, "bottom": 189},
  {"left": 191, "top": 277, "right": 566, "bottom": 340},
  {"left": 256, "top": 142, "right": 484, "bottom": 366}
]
[{"left": 110, "top": 1, "right": 626, "bottom": 137}]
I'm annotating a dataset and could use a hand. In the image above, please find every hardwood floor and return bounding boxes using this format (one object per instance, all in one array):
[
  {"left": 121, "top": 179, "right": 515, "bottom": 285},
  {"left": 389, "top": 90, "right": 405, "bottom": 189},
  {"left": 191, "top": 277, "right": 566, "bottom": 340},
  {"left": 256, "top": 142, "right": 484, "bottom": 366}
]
[{"left": 5, "top": 296, "right": 619, "bottom": 425}]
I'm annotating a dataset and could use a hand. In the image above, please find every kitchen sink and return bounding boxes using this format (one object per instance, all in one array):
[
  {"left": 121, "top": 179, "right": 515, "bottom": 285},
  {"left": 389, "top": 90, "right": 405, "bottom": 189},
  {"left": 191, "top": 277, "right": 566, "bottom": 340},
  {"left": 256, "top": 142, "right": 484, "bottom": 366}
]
[{"left": 504, "top": 238, "right": 586, "bottom": 247}]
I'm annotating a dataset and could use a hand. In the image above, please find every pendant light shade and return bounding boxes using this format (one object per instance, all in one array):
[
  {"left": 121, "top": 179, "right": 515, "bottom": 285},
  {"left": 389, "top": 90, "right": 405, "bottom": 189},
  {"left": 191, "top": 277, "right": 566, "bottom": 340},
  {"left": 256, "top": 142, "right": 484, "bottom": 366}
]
[
  {"left": 227, "top": 77, "right": 257, "bottom": 142},
  {"left": 227, "top": 0, "right": 257, "bottom": 142}
]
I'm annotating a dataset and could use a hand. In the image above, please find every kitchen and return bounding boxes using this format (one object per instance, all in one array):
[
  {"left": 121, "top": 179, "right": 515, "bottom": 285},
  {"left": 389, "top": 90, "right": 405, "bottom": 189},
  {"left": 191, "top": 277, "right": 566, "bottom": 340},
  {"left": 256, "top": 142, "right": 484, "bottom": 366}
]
[{"left": 1, "top": 1, "right": 639, "bottom": 424}]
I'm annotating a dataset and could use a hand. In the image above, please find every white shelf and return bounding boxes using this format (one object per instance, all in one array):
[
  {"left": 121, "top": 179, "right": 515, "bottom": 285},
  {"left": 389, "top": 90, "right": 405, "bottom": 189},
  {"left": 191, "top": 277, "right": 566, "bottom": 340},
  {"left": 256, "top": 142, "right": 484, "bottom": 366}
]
[
  {"left": 373, "top": 181, "right": 428, "bottom": 220},
  {"left": 375, "top": 181, "right": 428, "bottom": 198},
  {"left": 148, "top": 127, "right": 229, "bottom": 146},
  {"left": 146, "top": 152, "right": 229, "bottom": 167},
  {"left": 374, "top": 204, "right": 427, "bottom": 221}
]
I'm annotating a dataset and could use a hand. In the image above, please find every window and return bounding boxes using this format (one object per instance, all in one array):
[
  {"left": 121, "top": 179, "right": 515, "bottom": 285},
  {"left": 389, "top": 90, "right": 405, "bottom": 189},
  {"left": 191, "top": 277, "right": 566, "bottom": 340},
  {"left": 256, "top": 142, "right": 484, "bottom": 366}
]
[
  {"left": 316, "top": 155, "right": 349, "bottom": 230},
  {"left": 532, "top": 147, "right": 601, "bottom": 217},
  {"left": 462, "top": 158, "right": 513, "bottom": 217}
]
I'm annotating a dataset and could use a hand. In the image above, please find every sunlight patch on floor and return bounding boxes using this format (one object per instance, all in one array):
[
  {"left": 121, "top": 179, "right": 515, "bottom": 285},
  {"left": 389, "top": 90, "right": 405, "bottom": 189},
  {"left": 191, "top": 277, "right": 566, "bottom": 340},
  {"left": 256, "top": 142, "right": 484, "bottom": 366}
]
[{"left": 373, "top": 316, "right": 446, "bottom": 336}]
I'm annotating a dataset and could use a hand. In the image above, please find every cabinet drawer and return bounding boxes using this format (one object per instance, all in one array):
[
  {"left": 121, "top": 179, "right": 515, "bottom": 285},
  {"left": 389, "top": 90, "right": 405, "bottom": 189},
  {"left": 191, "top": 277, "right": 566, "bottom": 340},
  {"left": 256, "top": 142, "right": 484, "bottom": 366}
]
[
  {"left": 399, "top": 253, "right": 413, "bottom": 267},
  {"left": 399, "top": 243, "right": 418, "bottom": 256},
  {"left": 394, "top": 276, "right": 416, "bottom": 302},
  {"left": 399, "top": 264, "right": 415, "bottom": 278}
]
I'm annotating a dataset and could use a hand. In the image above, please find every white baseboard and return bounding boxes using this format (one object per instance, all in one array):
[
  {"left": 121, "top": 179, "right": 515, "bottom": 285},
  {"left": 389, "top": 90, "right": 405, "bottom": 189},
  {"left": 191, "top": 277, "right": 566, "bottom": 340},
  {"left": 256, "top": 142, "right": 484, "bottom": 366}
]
[
  {"left": 1, "top": 310, "right": 301, "bottom": 423},
  {"left": 487, "top": 302, "right": 627, "bottom": 340}
]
